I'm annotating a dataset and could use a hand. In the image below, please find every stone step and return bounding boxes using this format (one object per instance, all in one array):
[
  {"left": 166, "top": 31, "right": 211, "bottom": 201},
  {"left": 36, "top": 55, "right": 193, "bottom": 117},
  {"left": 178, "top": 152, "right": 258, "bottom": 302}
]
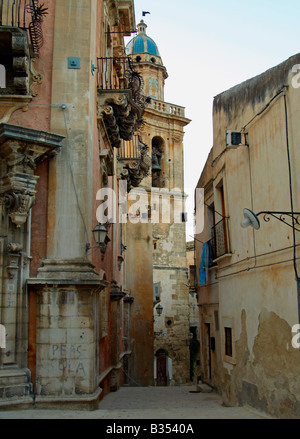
[
  {"left": 0, "top": 367, "right": 30, "bottom": 386},
  {"left": 0, "top": 382, "right": 32, "bottom": 399},
  {"left": 197, "top": 382, "right": 213, "bottom": 393}
]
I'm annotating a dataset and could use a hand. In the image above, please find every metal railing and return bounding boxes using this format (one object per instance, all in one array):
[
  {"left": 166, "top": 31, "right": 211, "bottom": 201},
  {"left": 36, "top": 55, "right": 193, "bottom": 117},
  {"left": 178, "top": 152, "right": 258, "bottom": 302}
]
[
  {"left": 211, "top": 217, "right": 230, "bottom": 259},
  {"left": 119, "top": 136, "right": 141, "bottom": 160},
  {"left": 0, "top": 0, "right": 48, "bottom": 53},
  {"left": 97, "top": 57, "right": 141, "bottom": 91},
  {"left": 97, "top": 56, "right": 147, "bottom": 111}
]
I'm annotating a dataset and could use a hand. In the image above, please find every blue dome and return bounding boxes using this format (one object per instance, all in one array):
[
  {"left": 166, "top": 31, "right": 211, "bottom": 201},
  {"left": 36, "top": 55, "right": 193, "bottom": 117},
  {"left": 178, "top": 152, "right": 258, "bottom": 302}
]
[{"left": 126, "top": 20, "right": 160, "bottom": 58}]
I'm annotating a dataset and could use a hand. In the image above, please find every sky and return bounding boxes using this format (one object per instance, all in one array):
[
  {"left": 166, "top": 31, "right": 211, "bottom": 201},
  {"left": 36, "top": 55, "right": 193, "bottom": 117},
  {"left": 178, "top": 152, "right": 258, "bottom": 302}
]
[{"left": 126, "top": 0, "right": 300, "bottom": 240}]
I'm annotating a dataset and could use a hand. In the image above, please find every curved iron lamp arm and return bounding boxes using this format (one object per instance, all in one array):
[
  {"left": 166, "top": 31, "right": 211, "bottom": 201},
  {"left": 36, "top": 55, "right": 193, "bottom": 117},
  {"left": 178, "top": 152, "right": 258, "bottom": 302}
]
[{"left": 256, "top": 211, "right": 300, "bottom": 232}]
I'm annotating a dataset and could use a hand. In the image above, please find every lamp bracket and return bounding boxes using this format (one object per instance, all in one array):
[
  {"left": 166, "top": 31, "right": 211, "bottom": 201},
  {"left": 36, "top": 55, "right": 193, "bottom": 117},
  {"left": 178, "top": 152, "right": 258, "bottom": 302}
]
[{"left": 257, "top": 211, "right": 300, "bottom": 232}]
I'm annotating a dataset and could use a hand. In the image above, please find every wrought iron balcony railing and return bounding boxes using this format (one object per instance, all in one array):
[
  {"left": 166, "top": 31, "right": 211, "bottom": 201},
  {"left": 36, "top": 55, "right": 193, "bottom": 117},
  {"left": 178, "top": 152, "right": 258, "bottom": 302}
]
[
  {"left": 0, "top": 0, "right": 48, "bottom": 54},
  {"left": 211, "top": 217, "right": 231, "bottom": 260},
  {"left": 97, "top": 56, "right": 147, "bottom": 111},
  {"left": 118, "top": 135, "right": 142, "bottom": 160}
]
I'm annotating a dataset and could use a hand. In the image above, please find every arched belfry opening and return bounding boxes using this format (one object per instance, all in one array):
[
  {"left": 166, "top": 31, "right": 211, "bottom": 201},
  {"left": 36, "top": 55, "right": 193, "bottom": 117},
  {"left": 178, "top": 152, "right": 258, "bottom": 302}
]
[{"left": 152, "top": 136, "right": 164, "bottom": 188}]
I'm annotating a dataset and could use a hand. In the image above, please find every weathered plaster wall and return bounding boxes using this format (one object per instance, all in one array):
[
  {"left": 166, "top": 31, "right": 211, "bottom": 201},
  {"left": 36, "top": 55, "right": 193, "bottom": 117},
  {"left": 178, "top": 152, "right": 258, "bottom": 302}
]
[{"left": 196, "top": 53, "right": 300, "bottom": 417}]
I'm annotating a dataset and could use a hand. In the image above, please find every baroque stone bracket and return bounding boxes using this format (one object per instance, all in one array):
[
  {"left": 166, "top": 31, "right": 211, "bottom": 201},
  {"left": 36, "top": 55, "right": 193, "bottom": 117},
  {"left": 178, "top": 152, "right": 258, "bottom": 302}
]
[
  {"left": 0, "top": 123, "right": 65, "bottom": 226},
  {"left": 6, "top": 242, "right": 23, "bottom": 278},
  {"left": 0, "top": 27, "right": 30, "bottom": 97},
  {"left": 4, "top": 192, "right": 35, "bottom": 227},
  {"left": 110, "top": 280, "right": 126, "bottom": 301},
  {"left": 118, "top": 139, "right": 151, "bottom": 191},
  {"left": 97, "top": 91, "right": 143, "bottom": 149},
  {"left": 99, "top": 148, "right": 114, "bottom": 186}
]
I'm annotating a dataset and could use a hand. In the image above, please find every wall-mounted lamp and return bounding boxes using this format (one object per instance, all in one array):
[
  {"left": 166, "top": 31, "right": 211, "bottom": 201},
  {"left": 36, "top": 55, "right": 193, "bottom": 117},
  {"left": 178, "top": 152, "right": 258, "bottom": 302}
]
[
  {"left": 241, "top": 208, "right": 300, "bottom": 232},
  {"left": 241, "top": 208, "right": 260, "bottom": 230},
  {"left": 156, "top": 303, "right": 163, "bottom": 317},
  {"left": 241, "top": 207, "right": 300, "bottom": 324},
  {"left": 86, "top": 224, "right": 108, "bottom": 257}
]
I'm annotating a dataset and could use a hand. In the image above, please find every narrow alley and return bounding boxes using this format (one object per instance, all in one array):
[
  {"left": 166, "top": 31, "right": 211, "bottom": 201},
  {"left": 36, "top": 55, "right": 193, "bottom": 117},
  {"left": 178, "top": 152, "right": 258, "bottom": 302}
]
[{"left": 0, "top": 386, "right": 272, "bottom": 419}]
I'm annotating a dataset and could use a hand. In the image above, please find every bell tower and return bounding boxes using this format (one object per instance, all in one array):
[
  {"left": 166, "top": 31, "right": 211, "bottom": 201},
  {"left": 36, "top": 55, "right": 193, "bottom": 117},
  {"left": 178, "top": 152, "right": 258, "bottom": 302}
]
[{"left": 125, "top": 20, "right": 192, "bottom": 385}]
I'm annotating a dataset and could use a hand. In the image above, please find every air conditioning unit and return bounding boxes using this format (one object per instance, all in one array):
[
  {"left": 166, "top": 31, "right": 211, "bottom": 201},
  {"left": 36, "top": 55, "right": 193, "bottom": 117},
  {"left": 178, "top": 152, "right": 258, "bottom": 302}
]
[{"left": 226, "top": 130, "right": 242, "bottom": 149}]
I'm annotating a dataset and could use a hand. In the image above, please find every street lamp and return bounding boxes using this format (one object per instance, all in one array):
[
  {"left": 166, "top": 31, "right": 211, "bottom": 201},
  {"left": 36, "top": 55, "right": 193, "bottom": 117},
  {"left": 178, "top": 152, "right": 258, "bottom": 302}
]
[
  {"left": 241, "top": 207, "right": 300, "bottom": 322},
  {"left": 86, "top": 223, "right": 108, "bottom": 256},
  {"left": 92, "top": 224, "right": 107, "bottom": 245},
  {"left": 241, "top": 208, "right": 300, "bottom": 232},
  {"left": 156, "top": 303, "right": 163, "bottom": 317}
]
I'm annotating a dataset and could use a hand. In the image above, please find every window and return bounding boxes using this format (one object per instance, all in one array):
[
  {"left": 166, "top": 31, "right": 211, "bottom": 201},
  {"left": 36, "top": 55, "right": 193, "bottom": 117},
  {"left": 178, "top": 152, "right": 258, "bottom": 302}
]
[
  {"left": 211, "top": 179, "right": 231, "bottom": 259},
  {"left": 224, "top": 327, "right": 232, "bottom": 357},
  {"left": 153, "top": 282, "right": 161, "bottom": 302},
  {"left": 189, "top": 265, "right": 196, "bottom": 290}
]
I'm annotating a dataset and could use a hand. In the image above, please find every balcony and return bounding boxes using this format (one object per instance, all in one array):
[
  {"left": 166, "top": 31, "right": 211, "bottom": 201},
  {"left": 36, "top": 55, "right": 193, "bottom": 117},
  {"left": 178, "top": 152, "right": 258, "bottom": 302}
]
[
  {"left": 210, "top": 217, "right": 231, "bottom": 260},
  {"left": 0, "top": 0, "right": 47, "bottom": 54},
  {"left": 0, "top": 1, "right": 47, "bottom": 98},
  {"left": 117, "top": 135, "right": 151, "bottom": 191},
  {"left": 150, "top": 98, "right": 186, "bottom": 118},
  {"left": 97, "top": 57, "right": 148, "bottom": 148}
]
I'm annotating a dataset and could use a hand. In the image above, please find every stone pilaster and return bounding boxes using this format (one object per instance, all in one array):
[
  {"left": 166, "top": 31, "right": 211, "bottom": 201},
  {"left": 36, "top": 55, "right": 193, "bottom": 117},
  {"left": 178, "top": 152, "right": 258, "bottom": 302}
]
[
  {"left": 0, "top": 124, "right": 64, "bottom": 408},
  {"left": 27, "top": 259, "right": 108, "bottom": 409}
]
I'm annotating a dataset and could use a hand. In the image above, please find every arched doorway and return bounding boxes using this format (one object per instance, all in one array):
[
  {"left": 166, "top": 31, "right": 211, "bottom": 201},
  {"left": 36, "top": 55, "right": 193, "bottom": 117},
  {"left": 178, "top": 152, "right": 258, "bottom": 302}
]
[{"left": 155, "top": 349, "right": 168, "bottom": 386}]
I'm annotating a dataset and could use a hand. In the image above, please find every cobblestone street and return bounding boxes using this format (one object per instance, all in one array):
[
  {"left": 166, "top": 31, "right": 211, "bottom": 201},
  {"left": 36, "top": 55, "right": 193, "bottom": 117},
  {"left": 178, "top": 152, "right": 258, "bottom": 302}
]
[{"left": 0, "top": 386, "right": 272, "bottom": 419}]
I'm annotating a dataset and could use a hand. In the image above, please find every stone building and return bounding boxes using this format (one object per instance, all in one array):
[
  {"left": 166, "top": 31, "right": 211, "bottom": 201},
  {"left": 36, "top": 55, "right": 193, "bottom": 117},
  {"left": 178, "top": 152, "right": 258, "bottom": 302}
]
[
  {"left": 186, "top": 240, "right": 201, "bottom": 383},
  {"left": 195, "top": 54, "right": 300, "bottom": 418},
  {"left": 0, "top": 0, "right": 151, "bottom": 409},
  {"left": 125, "top": 21, "right": 191, "bottom": 386}
]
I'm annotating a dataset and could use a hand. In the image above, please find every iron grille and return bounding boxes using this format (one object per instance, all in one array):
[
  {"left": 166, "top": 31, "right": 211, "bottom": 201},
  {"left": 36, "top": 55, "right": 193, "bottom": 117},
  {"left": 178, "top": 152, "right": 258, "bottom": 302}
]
[
  {"left": 0, "top": 0, "right": 48, "bottom": 53},
  {"left": 119, "top": 135, "right": 144, "bottom": 160},
  {"left": 97, "top": 56, "right": 147, "bottom": 111},
  {"left": 211, "top": 217, "right": 230, "bottom": 259}
]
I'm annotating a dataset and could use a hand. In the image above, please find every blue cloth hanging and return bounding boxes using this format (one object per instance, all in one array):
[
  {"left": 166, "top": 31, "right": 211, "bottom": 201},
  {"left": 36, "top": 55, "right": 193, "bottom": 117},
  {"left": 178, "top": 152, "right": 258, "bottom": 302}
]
[{"left": 198, "top": 242, "right": 207, "bottom": 285}]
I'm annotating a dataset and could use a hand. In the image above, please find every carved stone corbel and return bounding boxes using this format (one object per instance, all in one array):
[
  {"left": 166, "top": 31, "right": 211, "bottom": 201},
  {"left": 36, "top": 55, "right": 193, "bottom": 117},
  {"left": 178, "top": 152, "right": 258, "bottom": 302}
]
[
  {"left": 30, "top": 58, "right": 44, "bottom": 97},
  {"left": 100, "top": 148, "right": 114, "bottom": 186},
  {"left": 4, "top": 192, "right": 35, "bottom": 227},
  {"left": 6, "top": 242, "right": 23, "bottom": 279}
]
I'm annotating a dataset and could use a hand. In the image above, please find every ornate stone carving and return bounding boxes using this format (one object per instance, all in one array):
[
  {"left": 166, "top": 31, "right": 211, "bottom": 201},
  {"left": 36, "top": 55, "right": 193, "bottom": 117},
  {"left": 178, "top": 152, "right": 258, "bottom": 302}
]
[
  {"left": 6, "top": 242, "right": 23, "bottom": 278},
  {"left": 118, "top": 138, "right": 151, "bottom": 191},
  {"left": 30, "top": 59, "right": 44, "bottom": 97},
  {"left": 0, "top": 28, "right": 30, "bottom": 96},
  {"left": 97, "top": 58, "right": 147, "bottom": 148},
  {"left": 0, "top": 123, "right": 65, "bottom": 226},
  {"left": 4, "top": 192, "right": 35, "bottom": 227},
  {"left": 100, "top": 148, "right": 114, "bottom": 186}
]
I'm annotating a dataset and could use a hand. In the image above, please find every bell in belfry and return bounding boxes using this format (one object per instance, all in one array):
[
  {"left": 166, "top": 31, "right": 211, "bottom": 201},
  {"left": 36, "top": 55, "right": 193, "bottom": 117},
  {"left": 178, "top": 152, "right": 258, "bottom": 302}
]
[{"left": 152, "top": 153, "right": 161, "bottom": 171}]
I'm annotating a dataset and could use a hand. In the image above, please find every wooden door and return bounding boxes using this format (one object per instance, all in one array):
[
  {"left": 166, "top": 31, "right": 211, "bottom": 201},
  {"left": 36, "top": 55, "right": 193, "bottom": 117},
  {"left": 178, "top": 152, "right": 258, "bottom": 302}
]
[{"left": 156, "top": 354, "right": 167, "bottom": 386}]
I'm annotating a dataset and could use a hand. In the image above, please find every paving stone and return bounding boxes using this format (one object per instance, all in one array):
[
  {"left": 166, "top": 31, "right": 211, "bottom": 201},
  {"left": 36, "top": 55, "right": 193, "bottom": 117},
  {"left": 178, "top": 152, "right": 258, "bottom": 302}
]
[{"left": 0, "top": 386, "right": 273, "bottom": 419}]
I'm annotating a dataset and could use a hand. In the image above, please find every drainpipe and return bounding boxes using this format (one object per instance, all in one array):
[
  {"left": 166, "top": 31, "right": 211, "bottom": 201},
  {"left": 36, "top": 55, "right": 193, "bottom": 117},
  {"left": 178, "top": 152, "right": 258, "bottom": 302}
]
[{"left": 283, "top": 87, "right": 300, "bottom": 323}]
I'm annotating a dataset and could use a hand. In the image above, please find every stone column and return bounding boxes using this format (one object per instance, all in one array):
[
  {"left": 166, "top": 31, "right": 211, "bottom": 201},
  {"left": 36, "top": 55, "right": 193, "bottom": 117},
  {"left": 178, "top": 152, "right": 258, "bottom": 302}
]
[
  {"left": 0, "top": 123, "right": 64, "bottom": 407},
  {"left": 27, "top": 259, "right": 108, "bottom": 409}
]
